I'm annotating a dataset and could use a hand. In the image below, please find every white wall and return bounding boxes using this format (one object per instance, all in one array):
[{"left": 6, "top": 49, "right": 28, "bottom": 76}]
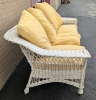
[{"left": 50, "top": 0, "right": 61, "bottom": 10}]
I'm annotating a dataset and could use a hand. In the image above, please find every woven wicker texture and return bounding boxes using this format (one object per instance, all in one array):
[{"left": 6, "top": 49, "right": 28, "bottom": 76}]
[{"left": 4, "top": 18, "right": 91, "bottom": 94}]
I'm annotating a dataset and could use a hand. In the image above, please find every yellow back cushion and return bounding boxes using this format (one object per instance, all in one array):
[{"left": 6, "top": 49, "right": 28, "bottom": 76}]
[
  {"left": 17, "top": 10, "right": 52, "bottom": 49},
  {"left": 27, "top": 8, "right": 56, "bottom": 43},
  {"left": 34, "top": 2, "right": 63, "bottom": 30}
]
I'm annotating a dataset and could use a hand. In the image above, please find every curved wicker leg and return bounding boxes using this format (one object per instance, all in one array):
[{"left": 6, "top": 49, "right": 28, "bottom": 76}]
[
  {"left": 24, "top": 87, "right": 29, "bottom": 94},
  {"left": 78, "top": 60, "right": 87, "bottom": 95},
  {"left": 24, "top": 68, "right": 34, "bottom": 94},
  {"left": 78, "top": 88, "right": 83, "bottom": 94}
]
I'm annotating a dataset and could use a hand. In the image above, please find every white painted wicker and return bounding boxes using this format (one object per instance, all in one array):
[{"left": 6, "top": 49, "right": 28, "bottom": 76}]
[{"left": 4, "top": 18, "right": 91, "bottom": 95}]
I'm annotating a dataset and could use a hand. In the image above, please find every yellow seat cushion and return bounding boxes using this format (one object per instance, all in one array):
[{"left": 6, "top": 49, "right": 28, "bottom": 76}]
[
  {"left": 33, "top": 45, "right": 85, "bottom": 71},
  {"left": 57, "top": 25, "right": 78, "bottom": 34},
  {"left": 52, "top": 32, "right": 81, "bottom": 45},
  {"left": 17, "top": 10, "right": 52, "bottom": 49},
  {"left": 52, "top": 24, "right": 81, "bottom": 45},
  {"left": 27, "top": 8, "right": 56, "bottom": 43},
  {"left": 53, "top": 45, "right": 85, "bottom": 50},
  {"left": 34, "top": 57, "right": 84, "bottom": 71},
  {"left": 34, "top": 2, "right": 64, "bottom": 30},
  {"left": 34, "top": 58, "right": 83, "bottom": 71}
]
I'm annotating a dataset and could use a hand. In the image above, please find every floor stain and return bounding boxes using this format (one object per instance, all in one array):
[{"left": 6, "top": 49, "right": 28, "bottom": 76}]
[{"left": 86, "top": 3, "right": 96, "bottom": 17}]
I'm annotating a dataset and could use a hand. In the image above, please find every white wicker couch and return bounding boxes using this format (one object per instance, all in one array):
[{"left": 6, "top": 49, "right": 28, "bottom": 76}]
[{"left": 4, "top": 18, "right": 91, "bottom": 95}]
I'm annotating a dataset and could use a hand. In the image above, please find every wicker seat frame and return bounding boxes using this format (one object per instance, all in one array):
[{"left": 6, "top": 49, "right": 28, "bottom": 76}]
[{"left": 4, "top": 18, "right": 91, "bottom": 95}]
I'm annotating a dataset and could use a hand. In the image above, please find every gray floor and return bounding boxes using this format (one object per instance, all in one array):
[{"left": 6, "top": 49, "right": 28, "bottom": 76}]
[
  {"left": 57, "top": 0, "right": 96, "bottom": 18},
  {"left": 0, "top": 0, "right": 96, "bottom": 100}
]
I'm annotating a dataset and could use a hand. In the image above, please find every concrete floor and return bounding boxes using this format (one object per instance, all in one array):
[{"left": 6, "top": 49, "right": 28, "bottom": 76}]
[
  {"left": 57, "top": 0, "right": 96, "bottom": 18},
  {"left": 0, "top": 0, "right": 96, "bottom": 100}
]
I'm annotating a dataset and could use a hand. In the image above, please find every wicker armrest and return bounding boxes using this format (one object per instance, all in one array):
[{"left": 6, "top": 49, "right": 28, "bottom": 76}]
[
  {"left": 62, "top": 17, "right": 77, "bottom": 25},
  {"left": 4, "top": 25, "right": 91, "bottom": 58}
]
